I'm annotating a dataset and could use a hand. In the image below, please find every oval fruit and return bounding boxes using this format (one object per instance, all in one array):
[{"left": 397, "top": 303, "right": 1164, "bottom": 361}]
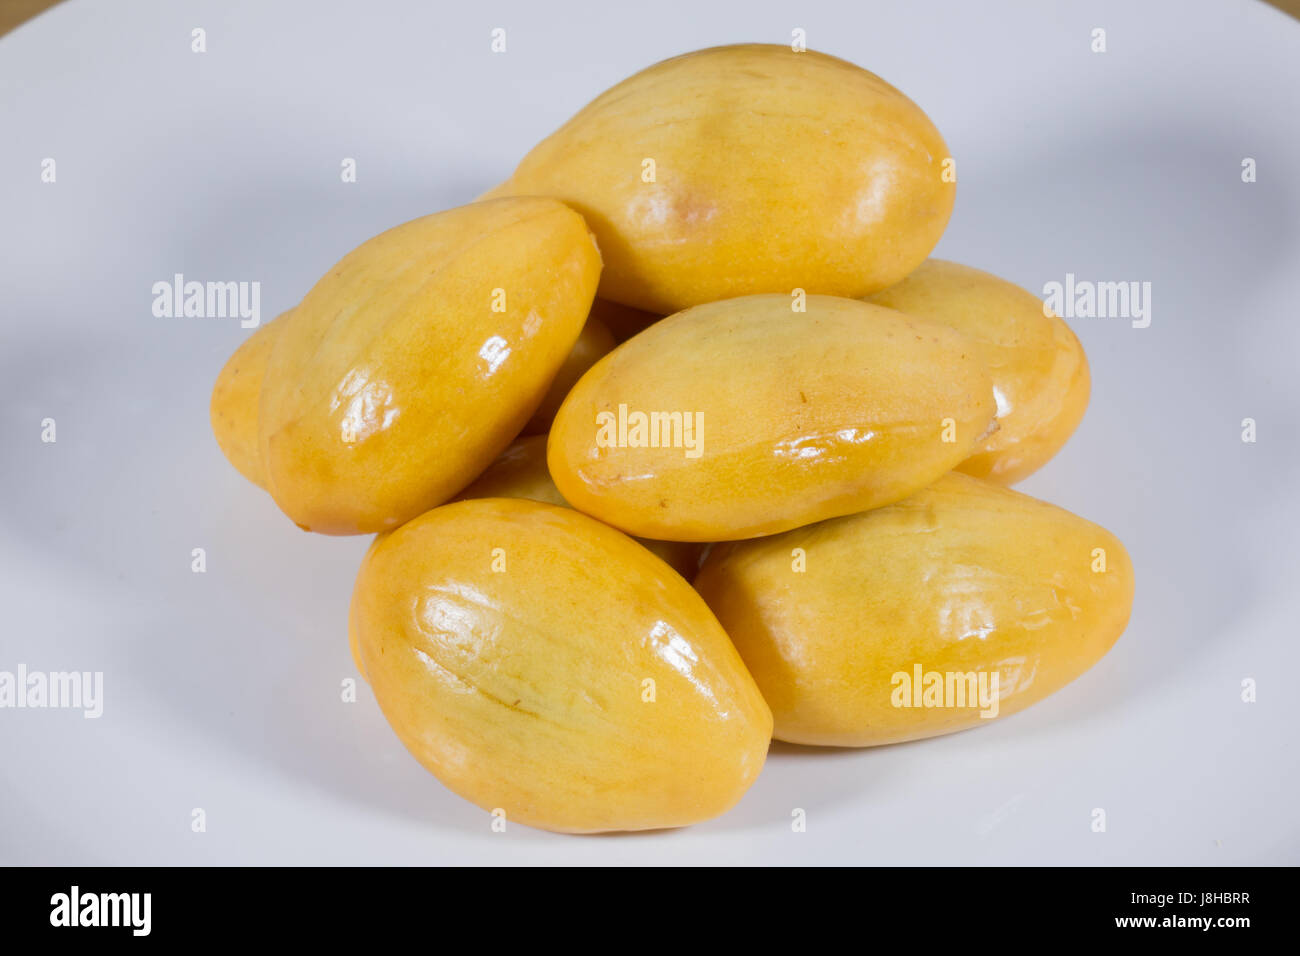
[
  {"left": 257, "top": 197, "right": 602, "bottom": 534},
  {"left": 500, "top": 44, "right": 955, "bottom": 313},
  {"left": 456, "top": 434, "right": 702, "bottom": 578},
  {"left": 548, "top": 294, "right": 996, "bottom": 541},
  {"left": 867, "top": 259, "right": 1090, "bottom": 483},
  {"left": 522, "top": 315, "right": 615, "bottom": 435},
  {"left": 209, "top": 311, "right": 288, "bottom": 488},
  {"left": 209, "top": 307, "right": 617, "bottom": 490},
  {"left": 351, "top": 498, "right": 773, "bottom": 833},
  {"left": 694, "top": 473, "right": 1134, "bottom": 747}
]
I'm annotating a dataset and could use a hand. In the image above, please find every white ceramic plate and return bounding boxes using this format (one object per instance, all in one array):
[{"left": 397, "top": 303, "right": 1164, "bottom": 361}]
[{"left": 2, "top": 0, "right": 1298, "bottom": 864}]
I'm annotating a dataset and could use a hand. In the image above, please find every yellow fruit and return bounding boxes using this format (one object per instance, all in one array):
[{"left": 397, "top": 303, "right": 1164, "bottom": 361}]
[
  {"left": 694, "top": 473, "right": 1134, "bottom": 747},
  {"left": 867, "top": 260, "right": 1090, "bottom": 483},
  {"left": 352, "top": 498, "right": 773, "bottom": 833},
  {"left": 499, "top": 44, "right": 955, "bottom": 313},
  {"left": 211, "top": 303, "right": 612, "bottom": 494},
  {"left": 522, "top": 315, "right": 615, "bottom": 435},
  {"left": 457, "top": 435, "right": 702, "bottom": 578},
  {"left": 548, "top": 294, "right": 996, "bottom": 541},
  {"left": 456, "top": 434, "right": 566, "bottom": 506},
  {"left": 209, "top": 311, "right": 288, "bottom": 488},
  {"left": 256, "top": 197, "right": 602, "bottom": 534}
]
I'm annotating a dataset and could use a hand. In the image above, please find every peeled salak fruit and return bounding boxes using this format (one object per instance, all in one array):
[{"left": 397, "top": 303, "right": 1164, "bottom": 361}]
[
  {"left": 456, "top": 434, "right": 702, "bottom": 578},
  {"left": 694, "top": 473, "right": 1134, "bottom": 747},
  {"left": 521, "top": 315, "right": 615, "bottom": 435},
  {"left": 209, "top": 311, "right": 287, "bottom": 488},
  {"left": 213, "top": 302, "right": 617, "bottom": 492},
  {"left": 498, "top": 44, "right": 955, "bottom": 313},
  {"left": 867, "top": 260, "right": 1090, "bottom": 483},
  {"left": 256, "top": 197, "right": 602, "bottom": 534},
  {"left": 548, "top": 294, "right": 996, "bottom": 541},
  {"left": 351, "top": 497, "right": 773, "bottom": 833}
]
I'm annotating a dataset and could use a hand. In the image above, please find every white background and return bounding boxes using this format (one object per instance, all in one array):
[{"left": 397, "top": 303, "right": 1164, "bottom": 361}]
[{"left": 1, "top": 0, "right": 1298, "bottom": 865}]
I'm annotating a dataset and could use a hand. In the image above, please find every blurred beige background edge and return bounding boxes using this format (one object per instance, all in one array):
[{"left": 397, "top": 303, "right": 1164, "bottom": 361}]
[{"left": 3, "top": 0, "right": 1299, "bottom": 38}]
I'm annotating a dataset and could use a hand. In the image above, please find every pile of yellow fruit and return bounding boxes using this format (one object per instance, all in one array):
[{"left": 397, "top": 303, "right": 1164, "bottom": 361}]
[{"left": 210, "top": 45, "right": 1133, "bottom": 833}]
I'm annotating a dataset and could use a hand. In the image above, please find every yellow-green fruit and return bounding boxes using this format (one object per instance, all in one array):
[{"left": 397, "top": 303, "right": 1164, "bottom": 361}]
[
  {"left": 867, "top": 260, "right": 1090, "bottom": 483},
  {"left": 499, "top": 44, "right": 955, "bottom": 313},
  {"left": 694, "top": 473, "right": 1134, "bottom": 747},
  {"left": 522, "top": 316, "right": 615, "bottom": 434},
  {"left": 456, "top": 435, "right": 702, "bottom": 578},
  {"left": 209, "top": 311, "right": 288, "bottom": 488},
  {"left": 256, "top": 197, "right": 602, "bottom": 534},
  {"left": 352, "top": 498, "right": 773, "bottom": 833},
  {"left": 548, "top": 294, "right": 996, "bottom": 542}
]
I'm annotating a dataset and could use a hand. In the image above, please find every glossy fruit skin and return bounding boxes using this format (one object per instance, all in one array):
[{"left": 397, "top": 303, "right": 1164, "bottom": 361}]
[
  {"left": 351, "top": 498, "right": 773, "bottom": 833},
  {"left": 500, "top": 44, "right": 955, "bottom": 313},
  {"left": 867, "top": 260, "right": 1091, "bottom": 483},
  {"left": 256, "top": 197, "right": 602, "bottom": 535},
  {"left": 694, "top": 473, "right": 1134, "bottom": 747},
  {"left": 209, "top": 311, "right": 288, "bottom": 488},
  {"left": 548, "top": 294, "right": 996, "bottom": 542},
  {"left": 522, "top": 315, "right": 615, "bottom": 435},
  {"left": 457, "top": 435, "right": 702, "bottom": 578},
  {"left": 209, "top": 308, "right": 615, "bottom": 491}
]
